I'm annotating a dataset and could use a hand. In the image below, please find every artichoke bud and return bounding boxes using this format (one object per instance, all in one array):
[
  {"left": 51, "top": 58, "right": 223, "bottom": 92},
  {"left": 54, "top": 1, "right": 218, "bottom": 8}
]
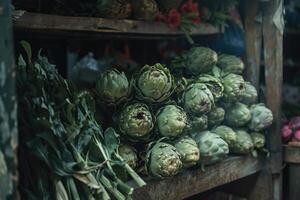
[
  {"left": 222, "top": 73, "right": 245, "bottom": 103},
  {"left": 95, "top": 68, "right": 131, "bottom": 105},
  {"left": 231, "top": 129, "right": 254, "bottom": 154},
  {"left": 240, "top": 82, "right": 258, "bottom": 105},
  {"left": 118, "top": 103, "right": 154, "bottom": 140},
  {"left": 185, "top": 115, "right": 208, "bottom": 133},
  {"left": 197, "top": 74, "right": 224, "bottom": 100},
  {"left": 192, "top": 131, "right": 229, "bottom": 165},
  {"left": 251, "top": 132, "right": 266, "bottom": 149},
  {"left": 174, "top": 136, "right": 200, "bottom": 168},
  {"left": 156, "top": 105, "right": 188, "bottom": 138},
  {"left": 132, "top": 0, "right": 159, "bottom": 21},
  {"left": 182, "top": 83, "right": 214, "bottom": 116},
  {"left": 211, "top": 125, "right": 237, "bottom": 147},
  {"left": 217, "top": 54, "right": 245, "bottom": 75},
  {"left": 224, "top": 102, "right": 251, "bottom": 127},
  {"left": 248, "top": 104, "right": 273, "bottom": 131},
  {"left": 135, "top": 63, "right": 174, "bottom": 103},
  {"left": 146, "top": 142, "right": 182, "bottom": 178},
  {"left": 118, "top": 144, "right": 138, "bottom": 169},
  {"left": 207, "top": 106, "right": 225, "bottom": 128}
]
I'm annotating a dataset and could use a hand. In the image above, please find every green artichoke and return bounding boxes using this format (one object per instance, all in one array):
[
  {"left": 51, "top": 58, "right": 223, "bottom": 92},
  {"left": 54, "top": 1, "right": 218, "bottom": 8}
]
[
  {"left": 222, "top": 73, "right": 245, "bottom": 103},
  {"left": 192, "top": 131, "right": 229, "bottom": 165},
  {"left": 217, "top": 54, "right": 245, "bottom": 75},
  {"left": 185, "top": 115, "right": 208, "bottom": 133},
  {"left": 95, "top": 69, "right": 131, "bottom": 105},
  {"left": 240, "top": 82, "right": 258, "bottom": 105},
  {"left": 211, "top": 125, "right": 237, "bottom": 147},
  {"left": 132, "top": 0, "right": 159, "bottom": 21},
  {"left": 174, "top": 77, "right": 190, "bottom": 96},
  {"left": 135, "top": 63, "right": 174, "bottom": 103},
  {"left": 174, "top": 136, "right": 200, "bottom": 168},
  {"left": 197, "top": 74, "right": 224, "bottom": 100},
  {"left": 146, "top": 142, "right": 182, "bottom": 178},
  {"left": 207, "top": 106, "right": 225, "bottom": 128},
  {"left": 173, "top": 47, "right": 218, "bottom": 75},
  {"left": 118, "top": 144, "right": 138, "bottom": 169},
  {"left": 182, "top": 83, "right": 214, "bottom": 116},
  {"left": 209, "top": 65, "right": 222, "bottom": 78},
  {"left": 231, "top": 129, "right": 254, "bottom": 154},
  {"left": 251, "top": 132, "right": 266, "bottom": 149},
  {"left": 248, "top": 104, "right": 273, "bottom": 131},
  {"left": 118, "top": 103, "right": 154, "bottom": 140},
  {"left": 156, "top": 105, "right": 188, "bottom": 138},
  {"left": 224, "top": 102, "right": 251, "bottom": 127}
]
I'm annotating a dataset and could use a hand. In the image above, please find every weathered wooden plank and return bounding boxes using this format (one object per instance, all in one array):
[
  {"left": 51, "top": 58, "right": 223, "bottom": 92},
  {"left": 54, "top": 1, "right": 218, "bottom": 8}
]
[
  {"left": 12, "top": 11, "right": 222, "bottom": 38},
  {"left": 132, "top": 156, "right": 263, "bottom": 200},
  {"left": 0, "top": 0, "right": 18, "bottom": 199},
  {"left": 244, "top": 0, "right": 262, "bottom": 89},
  {"left": 288, "top": 164, "right": 300, "bottom": 200},
  {"left": 262, "top": 0, "right": 283, "bottom": 200},
  {"left": 284, "top": 145, "right": 300, "bottom": 164}
]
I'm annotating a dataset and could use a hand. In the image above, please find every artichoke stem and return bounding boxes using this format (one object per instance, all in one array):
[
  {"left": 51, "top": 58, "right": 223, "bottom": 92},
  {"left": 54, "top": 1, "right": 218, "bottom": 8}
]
[
  {"left": 115, "top": 153, "right": 146, "bottom": 187},
  {"left": 99, "top": 174, "right": 126, "bottom": 200}
]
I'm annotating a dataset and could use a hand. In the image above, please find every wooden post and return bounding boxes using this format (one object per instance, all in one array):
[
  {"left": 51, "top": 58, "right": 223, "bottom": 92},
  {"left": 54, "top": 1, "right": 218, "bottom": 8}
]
[
  {"left": 0, "top": 0, "right": 18, "bottom": 199},
  {"left": 244, "top": 0, "right": 262, "bottom": 89},
  {"left": 262, "top": 0, "right": 283, "bottom": 199}
]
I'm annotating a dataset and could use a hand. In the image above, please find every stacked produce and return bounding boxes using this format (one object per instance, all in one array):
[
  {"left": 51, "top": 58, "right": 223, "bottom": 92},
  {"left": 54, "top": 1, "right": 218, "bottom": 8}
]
[{"left": 18, "top": 43, "right": 273, "bottom": 199}]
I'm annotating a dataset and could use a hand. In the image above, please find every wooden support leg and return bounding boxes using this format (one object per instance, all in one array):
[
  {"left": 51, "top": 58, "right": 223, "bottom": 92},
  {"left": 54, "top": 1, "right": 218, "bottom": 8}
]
[{"left": 288, "top": 164, "right": 300, "bottom": 200}]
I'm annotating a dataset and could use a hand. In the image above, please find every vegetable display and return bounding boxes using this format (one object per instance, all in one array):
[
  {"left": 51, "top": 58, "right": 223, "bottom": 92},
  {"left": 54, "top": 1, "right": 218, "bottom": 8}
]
[{"left": 18, "top": 43, "right": 273, "bottom": 199}]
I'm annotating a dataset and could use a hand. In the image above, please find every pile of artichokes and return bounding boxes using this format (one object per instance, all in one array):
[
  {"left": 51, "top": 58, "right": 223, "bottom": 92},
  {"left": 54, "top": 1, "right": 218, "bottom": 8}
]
[{"left": 93, "top": 46, "right": 273, "bottom": 179}]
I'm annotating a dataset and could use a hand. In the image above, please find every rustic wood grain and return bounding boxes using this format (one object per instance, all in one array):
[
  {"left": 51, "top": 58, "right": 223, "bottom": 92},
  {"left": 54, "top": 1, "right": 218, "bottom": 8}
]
[
  {"left": 0, "top": 0, "right": 18, "bottom": 199},
  {"left": 12, "top": 11, "right": 222, "bottom": 39},
  {"left": 244, "top": 0, "right": 262, "bottom": 90},
  {"left": 284, "top": 145, "right": 300, "bottom": 163},
  {"left": 262, "top": 0, "right": 283, "bottom": 200},
  {"left": 132, "top": 156, "right": 263, "bottom": 200}
]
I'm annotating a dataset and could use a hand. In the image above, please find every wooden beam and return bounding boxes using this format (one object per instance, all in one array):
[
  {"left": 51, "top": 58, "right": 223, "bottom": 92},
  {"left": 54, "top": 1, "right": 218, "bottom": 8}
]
[
  {"left": 12, "top": 11, "right": 222, "bottom": 39},
  {"left": 132, "top": 156, "right": 263, "bottom": 200},
  {"left": 0, "top": 0, "right": 18, "bottom": 199},
  {"left": 244, "top": 0, "right": 262, "bottom": 89}
]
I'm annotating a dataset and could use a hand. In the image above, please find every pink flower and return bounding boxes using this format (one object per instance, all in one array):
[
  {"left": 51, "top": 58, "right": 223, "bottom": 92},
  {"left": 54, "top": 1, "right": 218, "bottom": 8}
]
[
  {"left": 281, "top": 125, "right": 293, "bottom": 141},
  {"left": 155, "top": 12, "right": 167, "bottom": 23},
  {"left": 293, "top": 130, "right": 300, "bottom": 141},
  {"left": 289, "top": 116, "right": 300, "bottom": 130}
]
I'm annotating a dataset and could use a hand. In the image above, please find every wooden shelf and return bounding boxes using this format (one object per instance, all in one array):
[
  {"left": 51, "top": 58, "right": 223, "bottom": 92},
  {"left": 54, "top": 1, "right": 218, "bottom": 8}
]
[
  {"left": 284, "top": 144, "right": 300, "bottom": 164},
  {"left": 132, "top": 156, "right": 263, "bottom": 200},
  {"left": 12, "top": 11, "right": 222, "bottom": 40}
]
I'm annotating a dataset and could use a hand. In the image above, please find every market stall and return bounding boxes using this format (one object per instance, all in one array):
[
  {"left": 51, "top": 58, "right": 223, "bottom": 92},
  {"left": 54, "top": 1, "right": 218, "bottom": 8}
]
[{"left": 0, "top": 0, "right": 283, "bottom": 199}]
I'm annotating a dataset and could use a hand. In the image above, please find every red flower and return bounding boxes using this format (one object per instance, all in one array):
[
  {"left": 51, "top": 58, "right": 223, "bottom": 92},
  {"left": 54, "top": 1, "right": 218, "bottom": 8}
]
[
  {"left": 180, "top": 0, "right": 198, "bottom": 13},
  {"left": 192, "top": 17, "right": 201, "bottom": 25},
  {"left": 167, "top": 9, "right": 181, "bottom": 28},
  {"left": 155, "top": 12, "right": 167, "bottom": 23}
]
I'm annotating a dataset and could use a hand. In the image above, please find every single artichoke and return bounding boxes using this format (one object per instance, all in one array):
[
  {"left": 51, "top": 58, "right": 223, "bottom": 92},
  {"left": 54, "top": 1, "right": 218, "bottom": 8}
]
[
  {"left": 240, "top": 82, "right": 258, "bottom": 105},
  {"left": 174, "top": 136, "right": 200, "bottom": 168},
  {"left": 146, "top": 142, "right": 182, "bottom": 178},
  {"left": 118, "top": 103, "right": 154, "bottom": 140},
  {"left": 95, "top": 69, "right": 131, "bottom": 105},
  {"left": 248, "top": 104, "right": 273, "bottom": 131},
  {"left": 173, "top": 47, "right": 218, "bottom": 75},
  {"left": 224, "top": 102, "right": 251, "bottom": 127},
  {"left": 197, "top": 74, "right": 224, "bottom": 100},
  {"left": 211, "top": 125, "right": 237, "bottom": 147},
  {"left": 174, "top": 77, "right": 189, "bottom": 96},
  {"left": 192, "top": 131, "right": 229, "bottom": 165},
  {"left": 132, "top": 0, "right": 159, "bottom": 21},
  {"left": 217, "top": 54, "right": 245, "bottom": 75},
  {"left": 251, "top": 132, "right": 266, "bottom": 149},
  {"left": 118, "top": 144, "right": 138, "bottom": 169},
  {"left": 207, "top": 106, "right": 225, "bottom": 128},
  {"left": 156, "top": 105, "right": 188, "bottom": 138},
  {"left": 185, "top": 115, "right": 208, "bottom": 133},
  {"left": 231, "top": 129, "right": 254, "bottom": 154},
  {"left": 182, "top": 83, "right": 214, "bottom": 116},
  {"left": 98, "top": 0, "right": 132, "bottom": 19},
  {"left": 222, "top": 73, "right": 245, "bottom": 103},
  {"left": 135, "top": 63, "right": 174, "bottom": 103}
]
